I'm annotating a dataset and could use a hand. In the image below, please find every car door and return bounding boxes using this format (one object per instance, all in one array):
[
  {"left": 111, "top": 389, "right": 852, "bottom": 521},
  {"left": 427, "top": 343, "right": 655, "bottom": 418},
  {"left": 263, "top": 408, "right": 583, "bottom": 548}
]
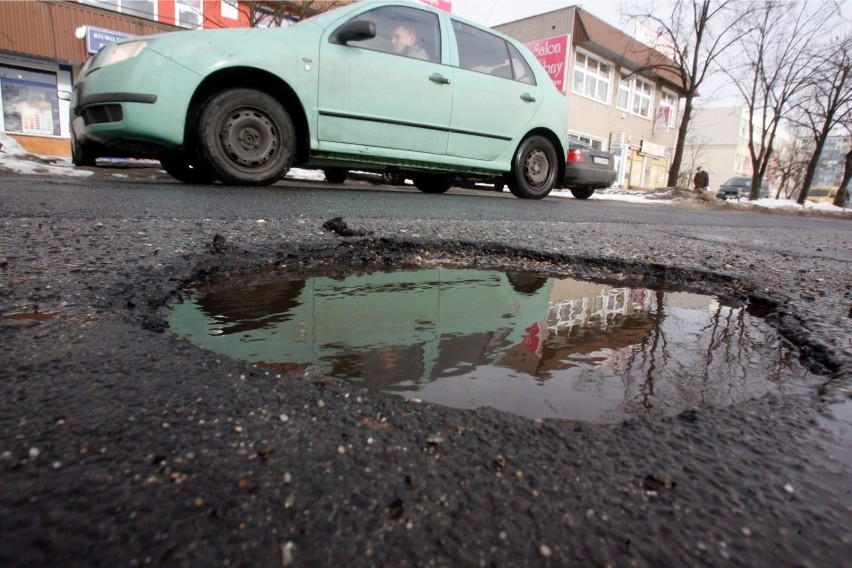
[
  {"left": 446, "top": 20, "right": 542, "bottom": 162},
  {"left": 317, "top": 5, "right": 452, "bottom": 157}
]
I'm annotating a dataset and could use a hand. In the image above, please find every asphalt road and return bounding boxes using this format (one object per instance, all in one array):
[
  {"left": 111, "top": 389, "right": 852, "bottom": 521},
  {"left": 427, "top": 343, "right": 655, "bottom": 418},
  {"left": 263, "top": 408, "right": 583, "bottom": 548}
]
[{"left": 1, "top": 168, "right": 850, "bottom": 567}]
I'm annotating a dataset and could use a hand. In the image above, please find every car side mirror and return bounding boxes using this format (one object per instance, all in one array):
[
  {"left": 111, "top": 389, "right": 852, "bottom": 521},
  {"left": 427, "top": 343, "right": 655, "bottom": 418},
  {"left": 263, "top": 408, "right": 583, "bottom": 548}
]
[{"left": 330, "top": 20, "right": 376, "bottom": 45}]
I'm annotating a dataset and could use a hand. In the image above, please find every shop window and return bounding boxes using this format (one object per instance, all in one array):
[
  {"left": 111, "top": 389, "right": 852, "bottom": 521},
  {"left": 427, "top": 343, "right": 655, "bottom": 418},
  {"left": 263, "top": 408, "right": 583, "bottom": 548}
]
[
  {"left": 1, "top": 66, "right": 60, "bottom": 136},
  {"left": 572, "top": 50, "right": 612, "bottom": 104}
]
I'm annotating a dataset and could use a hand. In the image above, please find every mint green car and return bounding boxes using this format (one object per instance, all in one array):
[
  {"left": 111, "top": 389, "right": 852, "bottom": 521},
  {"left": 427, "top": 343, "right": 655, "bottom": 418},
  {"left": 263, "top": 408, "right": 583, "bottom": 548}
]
[{"left": 72, "top": 1, "right": 569, "bottom": 198}]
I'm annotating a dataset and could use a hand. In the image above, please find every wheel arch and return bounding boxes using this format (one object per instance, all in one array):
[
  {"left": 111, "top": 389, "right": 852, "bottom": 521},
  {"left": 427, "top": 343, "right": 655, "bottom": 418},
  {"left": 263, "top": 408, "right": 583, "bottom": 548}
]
[{"left": 187, "top": 68, "right": 310, "bottom": 164}]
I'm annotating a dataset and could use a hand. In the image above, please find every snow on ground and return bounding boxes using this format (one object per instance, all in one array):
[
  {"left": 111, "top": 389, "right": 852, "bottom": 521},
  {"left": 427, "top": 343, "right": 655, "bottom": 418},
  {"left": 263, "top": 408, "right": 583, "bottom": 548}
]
[
  {"left": 0, "top": 133, "right": 93, "bottom": 178},
  {"left": 1, "top": 132, "right": 848, "bottom": 215}
]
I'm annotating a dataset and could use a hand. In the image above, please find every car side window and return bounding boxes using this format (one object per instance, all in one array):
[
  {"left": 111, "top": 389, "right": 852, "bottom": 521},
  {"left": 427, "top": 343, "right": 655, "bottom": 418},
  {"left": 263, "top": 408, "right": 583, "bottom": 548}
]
[
  {"left": 506, "top": 43, "right": 536, "bottom": 85},
  {"left": 452, "top": 21, "right": 535, "bottom": 85},
  {"left": 336, "top": 6, "right": 441, "bottom": 63}
]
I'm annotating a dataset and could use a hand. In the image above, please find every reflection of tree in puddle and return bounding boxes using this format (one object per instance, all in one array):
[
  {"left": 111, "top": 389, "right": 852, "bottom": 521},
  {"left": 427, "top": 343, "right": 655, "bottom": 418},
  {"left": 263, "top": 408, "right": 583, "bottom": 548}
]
[{"left": 170, "top": 269, "right": 815, "bottom": 423}]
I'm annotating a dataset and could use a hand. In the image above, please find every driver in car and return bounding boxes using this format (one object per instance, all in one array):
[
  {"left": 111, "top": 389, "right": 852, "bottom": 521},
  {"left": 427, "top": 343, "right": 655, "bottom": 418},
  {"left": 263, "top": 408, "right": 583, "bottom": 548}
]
[{"left": 391, "top": 23, "right": 429, "bottom": 60}]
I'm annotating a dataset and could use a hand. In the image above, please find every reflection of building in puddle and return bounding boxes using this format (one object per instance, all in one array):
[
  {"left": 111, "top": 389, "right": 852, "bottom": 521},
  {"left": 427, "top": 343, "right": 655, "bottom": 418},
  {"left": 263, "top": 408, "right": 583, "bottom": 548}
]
[{"left": 170, "top": 269, "right": 812, "bottom": 423}]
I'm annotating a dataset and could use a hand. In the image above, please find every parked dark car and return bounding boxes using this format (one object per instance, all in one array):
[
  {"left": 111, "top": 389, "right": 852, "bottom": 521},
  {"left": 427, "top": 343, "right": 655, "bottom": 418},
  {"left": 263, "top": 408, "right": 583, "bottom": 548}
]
[
  {"left": 715, "top": 177, "right": 771, "bottom": 200},
  {"left": 560, "top": 139, "right": 616, "bottom": 199}
]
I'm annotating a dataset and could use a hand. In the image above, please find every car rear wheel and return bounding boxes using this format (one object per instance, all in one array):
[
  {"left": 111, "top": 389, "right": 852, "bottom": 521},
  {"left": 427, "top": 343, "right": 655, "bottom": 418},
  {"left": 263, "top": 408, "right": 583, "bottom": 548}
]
[
  {"left": 197, "top": 88, "right": 295, "bottom": 186},
  {"left": 324, "top": 168, "right": 348, "bottom": 184},
  {"left": 412, "top": 174, "right": 453, "bottom": 194},
  {"left": 160, "top": 152, "right": 218, "bottom": 184},
  {"left": 382, "top": 172, "right": 406, "bottom": 185},
  {"left": 570, "top": 187, "right": 595, "bottom": 200},
  {"left": 508, "top": 135, "right": 558, "bottom": 199}
]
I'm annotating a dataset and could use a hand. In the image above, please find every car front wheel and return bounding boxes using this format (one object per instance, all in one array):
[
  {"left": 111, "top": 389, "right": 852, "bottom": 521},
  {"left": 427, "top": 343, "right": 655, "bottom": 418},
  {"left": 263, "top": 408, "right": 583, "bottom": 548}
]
[
  {"left": 197, "top": 88, "right": 295, "bottom": 186},
  {"left": 508, "top": 135, "right": 558, "bottom": 199}
]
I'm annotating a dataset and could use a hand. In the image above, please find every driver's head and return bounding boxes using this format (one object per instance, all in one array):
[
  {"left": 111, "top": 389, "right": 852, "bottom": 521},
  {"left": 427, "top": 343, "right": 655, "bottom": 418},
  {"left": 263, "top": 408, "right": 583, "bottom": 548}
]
[{"left": 391, "top": 24, "right": 417, "bottom": 54}]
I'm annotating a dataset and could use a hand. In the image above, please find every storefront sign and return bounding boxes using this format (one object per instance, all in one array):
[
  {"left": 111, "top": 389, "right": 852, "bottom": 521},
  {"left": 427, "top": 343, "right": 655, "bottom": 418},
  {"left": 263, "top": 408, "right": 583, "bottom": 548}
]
[
  {"left": 85, "top": 27, "right": 135, "bottom": 54},
  {"left": 418, "top": 0, "right": 451, "bottom": 12},
  {"left": 524, "top": 35, "right": 570, "bottom": 92},
  {"left": 640, "top": 140, "right": 666, "bottom": 158}
]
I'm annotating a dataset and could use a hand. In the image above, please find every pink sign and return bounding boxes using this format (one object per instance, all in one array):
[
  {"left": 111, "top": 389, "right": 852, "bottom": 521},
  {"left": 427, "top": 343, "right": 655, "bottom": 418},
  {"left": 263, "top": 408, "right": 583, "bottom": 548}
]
[
  {"left": 418, "top": 0, "right": 452, "bottom": 12},
  {"left": 525, "top": 35, "right": 570, "bottom": 92}
]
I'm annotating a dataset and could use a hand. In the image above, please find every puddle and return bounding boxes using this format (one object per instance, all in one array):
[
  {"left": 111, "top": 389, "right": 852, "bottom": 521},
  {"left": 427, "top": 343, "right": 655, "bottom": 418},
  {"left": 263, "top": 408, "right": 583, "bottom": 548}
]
[{"left": 168, "top": 267, "right": 820, "bottom": 423}]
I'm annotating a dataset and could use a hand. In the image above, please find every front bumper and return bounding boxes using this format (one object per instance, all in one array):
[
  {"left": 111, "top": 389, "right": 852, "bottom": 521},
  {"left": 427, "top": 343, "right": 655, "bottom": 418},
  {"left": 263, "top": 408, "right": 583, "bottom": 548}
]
[{"left": 72, "top": 49, "right": 201, "bottom": 152}]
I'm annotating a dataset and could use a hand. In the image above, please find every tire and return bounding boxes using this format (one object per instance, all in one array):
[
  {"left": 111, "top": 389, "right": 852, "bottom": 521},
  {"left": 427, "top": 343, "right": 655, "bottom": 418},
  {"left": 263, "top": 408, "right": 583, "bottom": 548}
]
[
  {"left": 570, "top": 187, "right": 595, "bottom": 200},
  {"left": 71, "top": 137, "right": 97, "bottom": 167},
  {"left": 382, "top": 172, "right": 406, "bottom": 185},
  {"left": 324, "top": 168, "right": 348, "bottom": 184},
  {"left": 412, "top": 174, "right": 453, "bottom": 194},
  {"left": 508, "top": 135, "right": 558, "bottom": 199},
  {"left": 160, "top": 152, "right": 218, "bottom": 184},
  {"left": 197, "top": 88, "right": 295, "bottom": 186}
]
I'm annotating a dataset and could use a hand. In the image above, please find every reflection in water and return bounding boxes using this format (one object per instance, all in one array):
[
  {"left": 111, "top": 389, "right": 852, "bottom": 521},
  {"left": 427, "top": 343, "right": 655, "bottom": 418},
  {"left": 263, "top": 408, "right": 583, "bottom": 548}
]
[{"left": 169, "top": 268, "right": 816, "bottom": 423}]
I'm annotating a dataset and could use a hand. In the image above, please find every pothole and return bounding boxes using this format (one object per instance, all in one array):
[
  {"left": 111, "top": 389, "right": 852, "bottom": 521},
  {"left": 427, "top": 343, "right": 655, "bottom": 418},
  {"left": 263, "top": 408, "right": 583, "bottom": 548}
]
[{"left": 168, "top": 266, "right": 821, "bottom": 423}]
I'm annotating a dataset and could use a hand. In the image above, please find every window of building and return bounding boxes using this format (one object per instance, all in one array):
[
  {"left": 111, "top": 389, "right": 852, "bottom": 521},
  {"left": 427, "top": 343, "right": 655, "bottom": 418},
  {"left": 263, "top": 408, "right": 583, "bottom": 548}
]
[
  {"left": 452, "top": 21, "right": 535, "bottom": 84},
  {"left": 616, "top": 72, "right": 655, "bottom": 119},
  {"left": 0, "top": 65, "right": 60, "bottom": 136},
  {"left": 81, "top": 0, "right": 156, "bottom": 21},
  {"left": 572, "top": 50, "right": 612, "bottom": 104},
  {"left": 176, "top": 0, "right": 202, "bottom": 29},
  {"left": 660, "top": 89, "right": 677, "bottom": 127},
  {"left": 569, "top": 132, "right": 606, "bottom": 151},
  {"left": 220, "top": 0, "right": 238, "bottom": 20}
]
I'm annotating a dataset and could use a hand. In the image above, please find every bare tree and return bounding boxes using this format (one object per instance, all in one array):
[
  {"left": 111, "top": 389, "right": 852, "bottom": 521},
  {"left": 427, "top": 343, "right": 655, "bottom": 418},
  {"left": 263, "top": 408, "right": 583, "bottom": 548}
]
[
  {"left": 770, "top": 128, "right": 812, "bottom": 199},
  {"left": 789, "top": 36, "right": 852, "bottom": 203},
  {"left": 727, "top": 1, "right": 838, "bottom": 200},
  {"left": 627, "top": 1, "right": 749, "bottom": 189}
]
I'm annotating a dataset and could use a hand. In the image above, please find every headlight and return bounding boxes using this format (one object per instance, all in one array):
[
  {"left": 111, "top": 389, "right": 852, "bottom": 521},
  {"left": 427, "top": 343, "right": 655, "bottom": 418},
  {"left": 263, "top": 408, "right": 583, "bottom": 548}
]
[{"left": 97, "top": 40, "right": 149, "bottom": 68}]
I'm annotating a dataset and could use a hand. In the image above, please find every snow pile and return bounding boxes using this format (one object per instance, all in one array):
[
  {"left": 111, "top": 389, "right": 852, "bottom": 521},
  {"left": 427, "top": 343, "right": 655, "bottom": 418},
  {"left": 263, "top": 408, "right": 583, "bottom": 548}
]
[{"left": 0, "top": 132, "right": 93, "bottom": 178}]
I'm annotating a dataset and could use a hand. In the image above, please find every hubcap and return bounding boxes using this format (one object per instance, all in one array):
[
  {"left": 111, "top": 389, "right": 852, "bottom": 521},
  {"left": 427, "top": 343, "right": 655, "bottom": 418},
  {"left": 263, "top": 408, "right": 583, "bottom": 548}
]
[
  {"left": 524, "top": 148, "right": 550, "bottom": 188},
  {"left": 220, "top": 109, "right": 278, "bottom": 168}
]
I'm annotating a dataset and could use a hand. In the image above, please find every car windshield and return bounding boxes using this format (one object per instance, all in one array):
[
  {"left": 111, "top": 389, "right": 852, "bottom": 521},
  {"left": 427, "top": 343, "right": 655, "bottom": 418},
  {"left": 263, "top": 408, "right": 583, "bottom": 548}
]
[
  {"left": 723, "top": 177, "right": 751, "bottom": 187},
  {"left": 809, "top": 188, "right": 832, "bottom": 197}
]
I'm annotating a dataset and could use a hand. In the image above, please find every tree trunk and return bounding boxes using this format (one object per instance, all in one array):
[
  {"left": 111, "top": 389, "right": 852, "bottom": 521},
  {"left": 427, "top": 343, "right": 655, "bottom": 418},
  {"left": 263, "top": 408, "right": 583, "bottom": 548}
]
[
  {"left": 835, "top": 148, "right": 852, "bottom": 207},
  {"left": 797, "top": 121, "right": 833, "bottom": 204},
  {"left": 666, "top": 91, "right": 695, "bottom": 188}
]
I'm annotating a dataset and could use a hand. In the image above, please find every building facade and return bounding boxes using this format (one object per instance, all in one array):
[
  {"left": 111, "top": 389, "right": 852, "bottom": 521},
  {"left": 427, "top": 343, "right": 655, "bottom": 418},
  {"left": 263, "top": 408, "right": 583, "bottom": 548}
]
[
  {"left": 813, "top": 135, "right": 851, "bottom": 188},
  {"left": 495, "top": 7, "right": 686, "bottom": 190}
]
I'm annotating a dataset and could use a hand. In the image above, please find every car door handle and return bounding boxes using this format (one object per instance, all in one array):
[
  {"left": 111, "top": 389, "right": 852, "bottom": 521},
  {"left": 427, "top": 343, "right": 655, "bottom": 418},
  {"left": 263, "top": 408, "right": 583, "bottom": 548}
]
[
  {"left": 429, "top": 73, "right": 450, "bottom": 85},
  {"left": 520, "top": 93, "right": 536, "bottom": 102}
]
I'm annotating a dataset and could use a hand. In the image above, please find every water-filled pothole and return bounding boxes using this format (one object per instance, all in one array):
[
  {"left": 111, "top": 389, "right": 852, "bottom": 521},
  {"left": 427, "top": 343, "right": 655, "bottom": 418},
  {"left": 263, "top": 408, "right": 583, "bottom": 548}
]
[{"left": 169, "top": 267, "right": 819, "bottom": 423}]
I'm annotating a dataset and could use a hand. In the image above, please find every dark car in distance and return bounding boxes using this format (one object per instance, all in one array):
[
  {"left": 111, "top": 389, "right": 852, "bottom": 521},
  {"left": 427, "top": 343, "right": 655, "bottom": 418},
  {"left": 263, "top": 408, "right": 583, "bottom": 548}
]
[
  {"left": 715, "top": 177, "right": 771, "bottom": 200},
  {"left": 560, "top": 139, "right": 617, "bottom": 199}
]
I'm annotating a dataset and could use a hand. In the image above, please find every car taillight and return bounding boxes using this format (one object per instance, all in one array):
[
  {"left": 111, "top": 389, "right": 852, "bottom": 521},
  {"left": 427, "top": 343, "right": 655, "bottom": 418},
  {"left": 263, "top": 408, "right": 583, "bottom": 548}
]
[{"left": 567, "top": 149, "right": 586, "bottom": 163}]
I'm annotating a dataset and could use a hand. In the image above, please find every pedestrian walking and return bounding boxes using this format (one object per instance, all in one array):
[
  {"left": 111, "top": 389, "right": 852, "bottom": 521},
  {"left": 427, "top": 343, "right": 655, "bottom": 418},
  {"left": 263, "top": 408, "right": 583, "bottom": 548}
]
[{"left": 693, "top": 167, "right": 709, "bottom": 193}]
